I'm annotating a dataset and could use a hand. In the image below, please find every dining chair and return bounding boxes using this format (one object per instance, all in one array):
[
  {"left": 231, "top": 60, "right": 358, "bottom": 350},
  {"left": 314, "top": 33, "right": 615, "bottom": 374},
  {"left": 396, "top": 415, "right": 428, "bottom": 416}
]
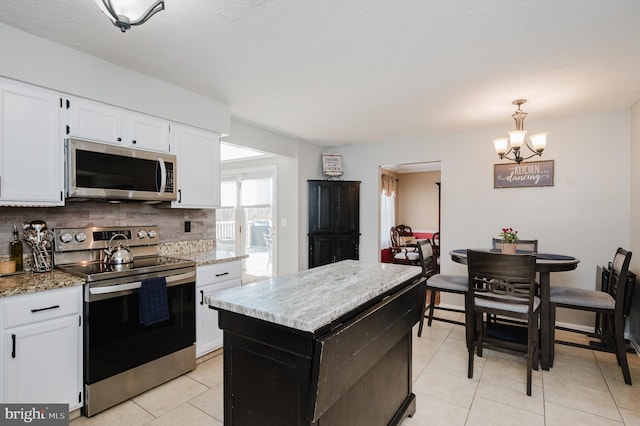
[
  {"left": 549, "top": 247, "right": 633, "bottom": 384},
  {"left": 466, "top": 250, "right": 539, "bottom": 396},
  {"left": 491, "top": 238, "right": 538, "bottom": 253},
  {"left": 422, "top": 256, "right": 468, "bottom": 332},
  {"left": 431, "top": 232, "right": 440, "bottom": 273},
  {"left": 390, "top": 226, "right": 420, "bottom": 265},
  {"left": 415, "top": 239, "right": 438, "bottom": 336}
]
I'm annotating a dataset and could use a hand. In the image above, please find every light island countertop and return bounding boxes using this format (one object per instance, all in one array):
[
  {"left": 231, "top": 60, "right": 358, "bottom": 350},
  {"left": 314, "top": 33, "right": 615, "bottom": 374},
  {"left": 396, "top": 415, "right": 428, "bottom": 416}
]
[{"left": 207, "top": 260, "right": 422, "bottom": 333}]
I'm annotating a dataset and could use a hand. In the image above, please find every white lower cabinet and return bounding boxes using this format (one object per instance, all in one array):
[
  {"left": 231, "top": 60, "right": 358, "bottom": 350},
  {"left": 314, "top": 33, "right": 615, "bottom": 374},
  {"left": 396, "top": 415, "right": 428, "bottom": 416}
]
[
  {"left": 196, "top": 261, "right": 241, "bottom": 357},
  {"left": 1, "top": 286, "right": 83, "bottom": 410}
]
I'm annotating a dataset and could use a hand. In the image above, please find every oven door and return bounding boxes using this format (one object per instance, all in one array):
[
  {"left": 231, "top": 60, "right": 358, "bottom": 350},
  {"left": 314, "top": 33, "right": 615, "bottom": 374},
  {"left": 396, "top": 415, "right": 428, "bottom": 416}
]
[{"left": 84, "top": 269, "right": 195, "bottom": 385}]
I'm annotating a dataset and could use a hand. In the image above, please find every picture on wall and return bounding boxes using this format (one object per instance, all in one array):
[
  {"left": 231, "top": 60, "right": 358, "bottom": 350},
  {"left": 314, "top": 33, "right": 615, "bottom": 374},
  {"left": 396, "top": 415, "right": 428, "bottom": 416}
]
[
  {"left": 494, "top": 160, "right": 554, "bottom": 188},
  {"left": 322, "top": 153, "right": 344, "bottom": 177}
]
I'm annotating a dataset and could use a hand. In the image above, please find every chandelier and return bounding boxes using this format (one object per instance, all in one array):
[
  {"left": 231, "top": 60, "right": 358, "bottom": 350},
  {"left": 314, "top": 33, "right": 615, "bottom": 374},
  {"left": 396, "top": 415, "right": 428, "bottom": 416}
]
[
  {"left": 492, "top": 99, "right": 547, "bottom": 164},
  {"left": 95, "top": 0, "right": 165, "bottom": 33}
]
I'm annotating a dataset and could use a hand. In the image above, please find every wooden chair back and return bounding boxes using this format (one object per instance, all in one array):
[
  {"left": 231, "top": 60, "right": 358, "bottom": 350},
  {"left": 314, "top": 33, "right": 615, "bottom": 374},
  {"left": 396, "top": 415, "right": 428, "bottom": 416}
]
[
  {"left": 608, "top": 248, "right": 633, "bottom": 313},
  {"left": 396, "top": 224, "right": 413, "bottom": 236},
  {"left": 416, "top": 239, "right": 437, "bottom": 279},
  {"left": 467, "top": 250, "right": 537, "bottom": 316}
]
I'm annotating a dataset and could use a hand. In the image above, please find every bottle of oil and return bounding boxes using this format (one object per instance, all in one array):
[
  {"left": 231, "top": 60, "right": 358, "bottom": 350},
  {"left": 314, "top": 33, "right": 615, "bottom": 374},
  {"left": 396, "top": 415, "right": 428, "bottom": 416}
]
[{"left": 10, "top": 225, "right": 23, "bottom": 272}]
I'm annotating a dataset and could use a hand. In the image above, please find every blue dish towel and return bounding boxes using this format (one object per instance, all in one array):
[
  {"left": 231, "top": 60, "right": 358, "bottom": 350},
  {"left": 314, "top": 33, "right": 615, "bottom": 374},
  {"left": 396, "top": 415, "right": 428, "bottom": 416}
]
[{"left": 139, "top": 277, "right": 170, "bottom": 326}]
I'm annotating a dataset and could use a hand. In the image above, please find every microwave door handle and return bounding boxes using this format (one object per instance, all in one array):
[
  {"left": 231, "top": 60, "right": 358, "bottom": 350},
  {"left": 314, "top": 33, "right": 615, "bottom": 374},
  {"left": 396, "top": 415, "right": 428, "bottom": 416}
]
[{"left": 157, "top": 158, "right": 167, "bottom": 195}]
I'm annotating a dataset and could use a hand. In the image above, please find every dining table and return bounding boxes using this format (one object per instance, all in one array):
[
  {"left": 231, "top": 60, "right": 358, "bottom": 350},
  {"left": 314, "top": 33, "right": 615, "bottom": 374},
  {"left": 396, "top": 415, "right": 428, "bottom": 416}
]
[{"left": 449, "top": 249, "right": 580, "bottom": 371}]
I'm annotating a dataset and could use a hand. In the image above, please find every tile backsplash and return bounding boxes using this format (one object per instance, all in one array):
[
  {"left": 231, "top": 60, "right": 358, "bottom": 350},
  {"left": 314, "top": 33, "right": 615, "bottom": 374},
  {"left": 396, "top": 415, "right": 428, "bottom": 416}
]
[{"left": 0, "top": 202, "right": 216, "bottom": 256}]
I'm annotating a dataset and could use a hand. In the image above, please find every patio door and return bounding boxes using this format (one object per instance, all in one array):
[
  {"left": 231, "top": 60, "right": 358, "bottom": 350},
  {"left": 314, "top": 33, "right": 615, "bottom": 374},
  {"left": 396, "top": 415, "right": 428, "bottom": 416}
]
[{"left": 217, "top": 169, "right": 275, "bottom": 281}]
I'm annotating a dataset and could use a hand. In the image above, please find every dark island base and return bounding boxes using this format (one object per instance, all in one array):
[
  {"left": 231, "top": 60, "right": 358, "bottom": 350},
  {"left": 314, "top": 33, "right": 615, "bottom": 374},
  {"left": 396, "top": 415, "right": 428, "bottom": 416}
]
[{"left": 217, "top": 277, "right": 425, "bottom": 425}]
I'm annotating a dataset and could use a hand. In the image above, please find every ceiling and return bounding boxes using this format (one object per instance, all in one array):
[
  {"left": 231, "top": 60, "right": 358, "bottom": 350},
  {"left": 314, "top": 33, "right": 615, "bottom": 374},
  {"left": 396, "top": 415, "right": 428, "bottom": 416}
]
[{"left": 1, "top": 1, "right": 639, "bottom": 146}]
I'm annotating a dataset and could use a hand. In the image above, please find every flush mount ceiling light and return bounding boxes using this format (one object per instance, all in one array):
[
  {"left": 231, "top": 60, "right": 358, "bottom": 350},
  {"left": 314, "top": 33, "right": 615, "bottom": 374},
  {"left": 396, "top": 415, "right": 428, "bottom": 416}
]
[
  {"left": 95, "top": 0, "right": 165, "bottom": 33},
  {"left": 492, "top": 99, "right": 547, "bottom": 164}
]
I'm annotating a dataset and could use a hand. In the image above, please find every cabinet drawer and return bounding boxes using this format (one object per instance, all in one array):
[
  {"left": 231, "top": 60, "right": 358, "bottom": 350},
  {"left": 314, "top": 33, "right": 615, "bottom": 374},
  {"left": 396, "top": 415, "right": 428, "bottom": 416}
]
[
  {"left": 4, "top": 286, "right": 81, "bottom": 328},
  {"left": 197, "top": 261, "right": 241, "bottom": 286}
]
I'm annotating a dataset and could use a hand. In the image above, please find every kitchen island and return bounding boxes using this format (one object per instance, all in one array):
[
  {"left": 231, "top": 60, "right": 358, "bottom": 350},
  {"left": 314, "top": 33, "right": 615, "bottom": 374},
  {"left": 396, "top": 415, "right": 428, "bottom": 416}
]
[{"left": 208, "top": 260, "right": 425, "bottom": 426}]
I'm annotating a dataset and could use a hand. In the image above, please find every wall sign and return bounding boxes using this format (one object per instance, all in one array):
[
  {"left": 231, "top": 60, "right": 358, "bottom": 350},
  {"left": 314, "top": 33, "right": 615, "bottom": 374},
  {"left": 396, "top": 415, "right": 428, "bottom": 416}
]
[
  {"left": 494, "top": 160, "right": 554, "bottom": 188},
  {"left": 322, "top": 153, "right": 343, "bottom": 177}
]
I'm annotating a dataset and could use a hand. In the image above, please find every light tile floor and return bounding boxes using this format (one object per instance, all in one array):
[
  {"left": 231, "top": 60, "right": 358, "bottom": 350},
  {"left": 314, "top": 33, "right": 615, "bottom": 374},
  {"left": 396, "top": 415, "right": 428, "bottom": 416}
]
[{"left": 71, "top": 312, "right": 640, "bottom": 425}]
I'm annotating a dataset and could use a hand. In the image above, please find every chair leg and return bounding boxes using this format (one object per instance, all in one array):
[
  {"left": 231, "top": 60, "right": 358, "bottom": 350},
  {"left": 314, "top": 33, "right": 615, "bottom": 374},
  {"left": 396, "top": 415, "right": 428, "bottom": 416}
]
[
  {"left": 418, "top": 290, "right": 427, "bottom": 337},
  {"left": 427, "top": 287, "right": 437, "bottom": 327},
  {"left": 467, "top": 311, "right": 475, "bottom": 379},
  {"left": 476, "top": 313, "right": 484, "bottom": 357},
  {"left": 612, "top": 312, "right": 632, "bottom": 385},
  {"left": 549, "top": 303, "right": 556, "bottom": 368},
  {"left": 526, "top": 313, "right": 537, "bottom": 396}
]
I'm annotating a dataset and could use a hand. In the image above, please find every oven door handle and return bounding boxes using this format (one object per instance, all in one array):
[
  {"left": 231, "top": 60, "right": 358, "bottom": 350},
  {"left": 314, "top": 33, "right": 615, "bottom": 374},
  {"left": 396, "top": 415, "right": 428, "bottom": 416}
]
[
  {"left": 89, "top": 272, "right": 195, "bottom": 295},
  {"left": 90, "top": 282, "right": 141, "bottom": 295}
]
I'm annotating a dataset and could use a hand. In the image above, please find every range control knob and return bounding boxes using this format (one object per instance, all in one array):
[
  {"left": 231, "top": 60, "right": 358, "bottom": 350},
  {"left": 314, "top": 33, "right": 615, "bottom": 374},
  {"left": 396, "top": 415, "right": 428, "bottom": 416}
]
[
  {"left": 75, "top": 232, "right": 87, "bottom": 242},
  {"left": 59, "top": 233, "right": 73, "bottom": 243},
  {"left": 137, "top": 230, "right": 147, "bottom": 239},
  {"left": 147, "top": 230, "right": 158, "bottom": 239}
]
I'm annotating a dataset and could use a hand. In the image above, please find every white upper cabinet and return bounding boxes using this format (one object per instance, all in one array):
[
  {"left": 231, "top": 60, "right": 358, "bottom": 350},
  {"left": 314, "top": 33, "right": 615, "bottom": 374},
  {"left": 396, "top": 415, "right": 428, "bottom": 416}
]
[
  {"left": 66, "top": 97, "right": 123, "bottom": 145},
  {"left": 172, "top": 125, "right": 221, "bottom": 209},
  {"left": 127, "top": 111, "right": 171, "bottom": 152},
  {"left": 66, "top": 97, "right": 170, "bottom": 152},
  {"left": 0, "top": 78, "right": 64, "bottom": 206}
]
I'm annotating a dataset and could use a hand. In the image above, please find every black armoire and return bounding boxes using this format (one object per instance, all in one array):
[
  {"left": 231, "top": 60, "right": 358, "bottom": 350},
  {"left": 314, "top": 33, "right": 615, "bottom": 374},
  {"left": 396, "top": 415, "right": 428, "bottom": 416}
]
[{"left": 308, "top": 180, "right": 360, "bottom": 268}]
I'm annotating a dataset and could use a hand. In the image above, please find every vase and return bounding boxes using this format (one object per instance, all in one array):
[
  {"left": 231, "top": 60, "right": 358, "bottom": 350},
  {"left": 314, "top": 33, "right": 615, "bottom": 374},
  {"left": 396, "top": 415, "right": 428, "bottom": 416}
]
[{"left": 502, "top": 243, "right": 517, "bottom": 254}]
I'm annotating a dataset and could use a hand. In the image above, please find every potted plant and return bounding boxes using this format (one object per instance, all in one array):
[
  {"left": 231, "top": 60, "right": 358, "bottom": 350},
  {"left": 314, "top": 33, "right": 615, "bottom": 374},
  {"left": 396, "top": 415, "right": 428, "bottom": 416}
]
[{"left": 499, "top": 227, "right": 518, "bottom": 254}]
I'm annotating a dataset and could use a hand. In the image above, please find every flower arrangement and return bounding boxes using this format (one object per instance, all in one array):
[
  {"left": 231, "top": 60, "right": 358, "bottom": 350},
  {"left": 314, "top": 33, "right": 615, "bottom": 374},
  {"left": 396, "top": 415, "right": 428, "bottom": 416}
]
[{"left": 499, "top": 227, "right": 519, "bottom": 244}]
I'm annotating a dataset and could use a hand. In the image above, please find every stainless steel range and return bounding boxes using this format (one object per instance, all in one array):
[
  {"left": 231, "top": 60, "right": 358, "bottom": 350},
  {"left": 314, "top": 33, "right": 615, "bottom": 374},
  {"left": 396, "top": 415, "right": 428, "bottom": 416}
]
[{"left": 53, "top": 226, "right": 196, "bottom": 417}]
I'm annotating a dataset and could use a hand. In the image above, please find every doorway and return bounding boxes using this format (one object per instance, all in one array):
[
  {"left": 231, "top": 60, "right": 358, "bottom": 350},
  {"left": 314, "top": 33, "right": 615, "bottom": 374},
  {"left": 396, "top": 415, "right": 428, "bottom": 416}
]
[
  {"left": 379, "top": 161, "right": 441, "bottom": 261},
  {"left": 217, "top": 167, "right": 276, "bottom": 282}
]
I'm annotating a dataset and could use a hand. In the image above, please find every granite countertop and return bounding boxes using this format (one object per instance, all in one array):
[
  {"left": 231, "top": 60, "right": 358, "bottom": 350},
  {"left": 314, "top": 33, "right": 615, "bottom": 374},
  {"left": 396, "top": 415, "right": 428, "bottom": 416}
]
[
  {"left": 207, "top": 260, "right": 422, "bottom": 333},
  {"left": 0, "top": 270, "right": 85, "bottom": 298},
  {"left": 176, "top": 248, "right": 248, "bottom": 266},
  {"left": 159, "top": 241, "right": 247, "bottom": 266},
  {"left": 0, "top": 240, "right": 246, "bottom": 299}
]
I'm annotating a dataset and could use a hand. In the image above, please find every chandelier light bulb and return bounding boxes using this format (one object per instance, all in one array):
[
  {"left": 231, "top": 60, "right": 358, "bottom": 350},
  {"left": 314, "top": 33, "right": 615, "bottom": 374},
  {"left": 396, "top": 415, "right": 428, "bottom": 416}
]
[
  {"left": 508, "top": 130, "right": 527, "bottom": 149},
  {"left": 493, "top": 137, "right": 509, "bottom": 156},
  {"left": 529, "top": 133, "right": 547, "bottom": 153}
]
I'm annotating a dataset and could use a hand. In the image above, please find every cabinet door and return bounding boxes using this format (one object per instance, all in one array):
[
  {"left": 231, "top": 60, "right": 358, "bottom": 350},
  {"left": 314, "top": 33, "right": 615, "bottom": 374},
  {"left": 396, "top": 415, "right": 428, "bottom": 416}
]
[
  {"left": 308, "top": 181, "right": 336, "bottom": 233},
  {"left": 5, "top": 315, "right": 82, "bottom": 409},
  {"left": 67, "top": 97, "right": 123, "bottom": 144},
  {"left": 0, "top": 80, "right": 64, "bottom": 206},
  {"left": 126, "top": 112, "right": 170, "bottom": 152},
  {"left": 172, "top": 125, "right": 220, "bottom": 209},
  {"left": 308, "top": 181, "right": 360, "bottom": 234},
  {"left": 197, "top": 280, "right": 241, "bottom": 357},
  {"left": 334, "top": 182, "right": 360, "bottom": 234},
  {"left": 309, "top": 235, "right": 359, "bottom": 268}
]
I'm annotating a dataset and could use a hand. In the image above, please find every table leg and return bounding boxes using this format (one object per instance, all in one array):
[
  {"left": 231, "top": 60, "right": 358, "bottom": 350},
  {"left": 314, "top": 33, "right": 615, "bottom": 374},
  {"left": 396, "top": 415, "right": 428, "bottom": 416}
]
[{"left": 539, "top": 271, "right": 551, "bottom": 370}]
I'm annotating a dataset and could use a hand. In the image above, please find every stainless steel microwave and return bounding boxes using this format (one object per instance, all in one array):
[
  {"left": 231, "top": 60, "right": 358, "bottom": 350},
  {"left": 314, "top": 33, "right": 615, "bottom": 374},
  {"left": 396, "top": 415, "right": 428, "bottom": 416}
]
[{"left": 65, "top": 138, "right": 177, "bottom": 202}]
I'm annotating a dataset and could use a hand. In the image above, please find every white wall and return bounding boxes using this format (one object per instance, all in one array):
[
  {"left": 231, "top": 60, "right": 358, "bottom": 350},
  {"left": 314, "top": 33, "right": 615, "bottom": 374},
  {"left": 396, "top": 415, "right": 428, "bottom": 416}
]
[
  {"left": 336, "top": 109, "right": 631, "bottom": 325},
  {"left": 0, "top": 23, "right": 229, "bottom": 134},
  {"left": 223, "top": 119, "right": 299, "bottom": 158},
  {"left": 631, "top": 100, "right": 640, "bottom": 274}
]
